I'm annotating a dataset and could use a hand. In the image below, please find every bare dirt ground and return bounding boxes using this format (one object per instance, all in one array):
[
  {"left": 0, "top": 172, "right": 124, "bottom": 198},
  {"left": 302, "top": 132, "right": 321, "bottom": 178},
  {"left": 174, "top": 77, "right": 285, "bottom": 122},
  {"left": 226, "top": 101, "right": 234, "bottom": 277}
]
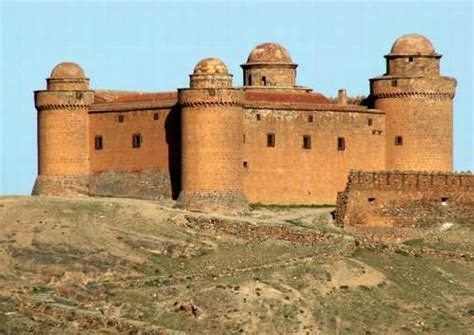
[{"left": 0, "top": 196, "right": 473, "bottom": 334}]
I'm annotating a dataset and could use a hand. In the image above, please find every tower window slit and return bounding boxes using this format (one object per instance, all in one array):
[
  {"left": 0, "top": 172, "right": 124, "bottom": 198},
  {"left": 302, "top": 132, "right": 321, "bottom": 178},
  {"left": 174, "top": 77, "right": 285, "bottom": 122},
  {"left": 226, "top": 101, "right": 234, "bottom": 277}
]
[
  {"left": 262, "top": 76, "right": 267, "bottom": 86},
  {"left": 303, "top": 135, "right": 311, "bottom": 149},
  {"left": 395, "top": 136, "right": 403, "bottom": 146},
  {"left": 94, "top": 136, "right": 103, "bottom": 150},
  {"left": 267, "top": 133, "right": 275, "bottom": 147},
  {"left": 118, "top": 114, "right": 124, "bottom": 123},
  {"left": 337, "top": 137, "right": 345, "bottom": 151},
  {"left": 132, "top": 133, "right": 142, "bottom": 148}
]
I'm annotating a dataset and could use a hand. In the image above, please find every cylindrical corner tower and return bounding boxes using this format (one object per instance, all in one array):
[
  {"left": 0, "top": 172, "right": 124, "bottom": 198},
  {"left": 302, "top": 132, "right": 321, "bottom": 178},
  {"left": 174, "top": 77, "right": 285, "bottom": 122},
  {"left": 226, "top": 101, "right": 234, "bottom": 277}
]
[
  {"left": 32, "top": 62, "right": 94, "bottom": 196},
  {"left": 178, "top": 58, "right": 247, "bottom": 212},
  {"left": 241, "top": 43, "right": 297, "bottom": 87},
  {"left": 370, "top": 34, "right": 456, "bottom": 171}
]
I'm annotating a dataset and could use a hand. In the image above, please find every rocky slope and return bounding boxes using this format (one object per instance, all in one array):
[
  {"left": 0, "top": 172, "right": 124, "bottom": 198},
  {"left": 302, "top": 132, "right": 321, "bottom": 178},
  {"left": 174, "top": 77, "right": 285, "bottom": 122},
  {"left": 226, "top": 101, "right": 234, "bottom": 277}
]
[{"left": 0, "top": 196, "right": 473, "bottom": 334}]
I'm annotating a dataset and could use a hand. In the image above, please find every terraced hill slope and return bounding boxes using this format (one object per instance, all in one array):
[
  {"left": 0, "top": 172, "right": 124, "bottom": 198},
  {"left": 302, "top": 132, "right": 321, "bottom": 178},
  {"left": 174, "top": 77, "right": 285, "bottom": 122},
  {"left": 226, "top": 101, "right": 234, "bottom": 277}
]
[{"left": 0, "top": 196, "right": 473, "bottom": 334}]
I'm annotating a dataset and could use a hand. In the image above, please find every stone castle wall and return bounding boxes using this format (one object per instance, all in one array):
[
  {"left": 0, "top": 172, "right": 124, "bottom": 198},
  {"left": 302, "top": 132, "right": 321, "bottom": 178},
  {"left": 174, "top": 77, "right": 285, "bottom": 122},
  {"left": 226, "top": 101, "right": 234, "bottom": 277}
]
[
  {"left": 336, "top": 171, "right": 474, "bottom": 227},
  {"left": 242, "top": 108, "right": 386, "bottom": 205},
  {"left": 89, "top": 108, "right": 174, "bottom": 173}
]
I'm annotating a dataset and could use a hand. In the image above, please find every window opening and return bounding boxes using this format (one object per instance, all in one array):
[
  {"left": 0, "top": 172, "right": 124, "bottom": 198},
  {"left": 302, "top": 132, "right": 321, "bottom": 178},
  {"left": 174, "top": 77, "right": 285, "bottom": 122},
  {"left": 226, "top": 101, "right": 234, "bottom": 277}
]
[
  {"left": 395, "top": 136, "right": 403, "bottom": 146},
  {"left": 267, "top": 133, "right": 275, "bottom": 147},
  {"left": 303, "top": 135, "right": 311, "bottom": 149},
  {"left": 337, "top": 137, "right": 345, "bottom": 151},
  {"left": 94, "top": 136, "right": 103, "bottom": 150},
  {"left": 132, "top": 133, "right": 142, "bottom": 148}
]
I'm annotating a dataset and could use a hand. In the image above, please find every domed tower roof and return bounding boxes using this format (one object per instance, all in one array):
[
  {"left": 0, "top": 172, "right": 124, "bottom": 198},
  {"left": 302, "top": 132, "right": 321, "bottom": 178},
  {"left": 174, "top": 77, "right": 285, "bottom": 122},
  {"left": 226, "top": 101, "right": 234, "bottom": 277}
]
[
  {"left": 47, "top": 62, "right": 89, "bottom": 90},
  {"left": 193, "top": 58, "right": 229, "bottom": 75},
  {"left": 190, "top": 58, "right": 232, "bottom": 89},
  {"left": 246, "top": 43, "right": 293, "bottom": 64},
  {"left": 388, "top": 34, "right": 438, "bottom": 56},
  {"left": 50, "top": 62, "right": 86, "bottom": 79}
]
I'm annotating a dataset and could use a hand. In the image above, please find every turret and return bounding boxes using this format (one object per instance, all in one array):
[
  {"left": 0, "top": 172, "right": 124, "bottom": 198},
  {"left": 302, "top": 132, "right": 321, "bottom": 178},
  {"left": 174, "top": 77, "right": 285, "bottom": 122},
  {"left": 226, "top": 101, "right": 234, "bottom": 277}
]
[
  {"left": 241, "top": 43, "right": 297, "bottom": 87},
  {"left": 177, "top": 58, "right": 247, "bottom": 212},
  {"left": 370, "top": 34, "right": 456, "bottom": 171},
  {"left": 32, "top": 62, "right": 94, "bottom": 195}
]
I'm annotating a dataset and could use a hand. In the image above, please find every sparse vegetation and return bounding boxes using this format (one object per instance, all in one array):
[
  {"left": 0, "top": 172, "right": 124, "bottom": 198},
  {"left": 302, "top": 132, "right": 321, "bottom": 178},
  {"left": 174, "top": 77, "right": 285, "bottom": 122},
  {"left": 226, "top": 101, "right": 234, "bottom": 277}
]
[{"left": 0, "top": 196, "right": 472, "bottom": 334}]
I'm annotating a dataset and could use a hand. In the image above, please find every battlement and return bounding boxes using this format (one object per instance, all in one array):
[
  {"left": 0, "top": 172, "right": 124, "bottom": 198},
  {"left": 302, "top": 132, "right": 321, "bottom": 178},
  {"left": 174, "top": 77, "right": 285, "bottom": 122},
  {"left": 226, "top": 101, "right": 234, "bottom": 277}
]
[
  {"left": 346, "top": 170, "right": 474, "bottom": 191},
  {"left": 336, "top": 171, "right": 474, "bottom": 227}
]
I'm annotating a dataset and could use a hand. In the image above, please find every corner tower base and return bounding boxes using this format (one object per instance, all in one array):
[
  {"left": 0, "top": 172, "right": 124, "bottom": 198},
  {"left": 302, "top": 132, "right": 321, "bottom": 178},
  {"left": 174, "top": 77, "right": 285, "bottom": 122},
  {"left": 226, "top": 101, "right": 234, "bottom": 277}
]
[{"left": 32, "top": 175, "right": 90, "bottom": 196}]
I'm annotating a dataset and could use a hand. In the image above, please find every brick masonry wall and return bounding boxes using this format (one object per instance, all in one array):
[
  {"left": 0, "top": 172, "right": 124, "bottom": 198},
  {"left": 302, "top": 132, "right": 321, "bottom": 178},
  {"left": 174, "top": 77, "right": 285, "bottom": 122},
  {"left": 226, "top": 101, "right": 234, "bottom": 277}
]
[
  {"left": 89, "top": 105, "right": 181, "bottom": 199},
  {"left": 242, "top": 109, "right": 386, "bottom": 205},
  {"left": 243, "top": 66, "right": 296, "bottom": 87},
  {"left": 178, "top": 88, "right": 246, "bottom": 211},
  {"left": 371, "top": 72, "right": 456, "bottom": 172},
  {"left": 35, "top": 90, "right": 94, "bottom": 177},
  {"left": 336, "top": 171, "right": 474, "bottom": 227},
  {"left": 89, "top": 108, "right": 174, "bottom": 172},
  {"left": 387, "top": 57, "right": 440, "bottom": 77}
]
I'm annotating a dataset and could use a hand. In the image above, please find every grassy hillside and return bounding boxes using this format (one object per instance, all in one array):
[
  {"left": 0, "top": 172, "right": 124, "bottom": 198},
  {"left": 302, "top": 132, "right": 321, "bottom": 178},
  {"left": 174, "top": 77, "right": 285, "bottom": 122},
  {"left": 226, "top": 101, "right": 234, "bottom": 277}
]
[{"left": 0, "top": 196, "right": 473, "bottom": 334}]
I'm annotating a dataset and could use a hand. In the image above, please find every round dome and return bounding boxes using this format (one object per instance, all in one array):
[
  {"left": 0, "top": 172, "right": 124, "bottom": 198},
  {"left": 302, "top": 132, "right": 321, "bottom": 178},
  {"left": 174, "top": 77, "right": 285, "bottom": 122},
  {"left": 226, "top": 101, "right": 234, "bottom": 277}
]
[
  {"left": 246, "top": 43, "right": 292, "bottom": 64},
  {"left": 390, "top": 34, "right": 435, "bottom": 54},
  {"left": 193, "top": 58, "right": 229, "bottom": 75},
  {"left": 50, "top": 62, "right": 86, "bottom": 79}
]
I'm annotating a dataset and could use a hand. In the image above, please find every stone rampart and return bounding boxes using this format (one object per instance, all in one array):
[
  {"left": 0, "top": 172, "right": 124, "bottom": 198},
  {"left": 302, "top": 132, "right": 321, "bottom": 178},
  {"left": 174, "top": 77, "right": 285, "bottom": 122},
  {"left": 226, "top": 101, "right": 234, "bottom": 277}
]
[{"left": 336, "top": 171, "right": 474, "bottom": 227}]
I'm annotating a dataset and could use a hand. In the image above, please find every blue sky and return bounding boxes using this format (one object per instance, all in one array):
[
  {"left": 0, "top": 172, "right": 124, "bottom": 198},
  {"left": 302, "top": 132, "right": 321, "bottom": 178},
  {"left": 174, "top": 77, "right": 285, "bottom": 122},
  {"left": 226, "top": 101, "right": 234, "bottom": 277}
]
[{"left": 1, "top": 0, "right": 472, "bottom": 195}]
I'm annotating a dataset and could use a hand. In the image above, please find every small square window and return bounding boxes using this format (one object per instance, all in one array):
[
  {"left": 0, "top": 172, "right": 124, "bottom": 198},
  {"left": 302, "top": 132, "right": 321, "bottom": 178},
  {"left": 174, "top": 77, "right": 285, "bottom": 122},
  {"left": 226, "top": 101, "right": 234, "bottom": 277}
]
[
  {"left": 256, "top": 114, "right": 261, "bottom": 121},
  {"left": 243, "top": 161, "right": 248, "bottom": 168},
  {"left": 368, "top": 118, "right": 373, "bottom": 126},
  {"left": 153, "top": 113, "right": 159, "bottom": 120},
  {"left": 267, "top": 133, "right": 275, "bottom": 147},
  {"left": 132, "top": 133, "right": 142, "bottom": 148},
  {"left": 408, "top": 57, "right": 414, "bottom": 63},
  {"left": 308, "top": 115, "right": 313, "bottom": 123},
  {"left": 94, "top": 136, "right": 103, "bottom": 150},
  {"left": 368, "top": 197, "right": 376, "bottom": 204},
  {"left": 337, "top": 137, "right": 345, "bottom": 151},
  {"left": 118, "top": 115, "right": 124, "bottom": 123},
  {"left": 391, "top": 80, "right": 398, "bottom": 87},
  {"left": 395, "top": 136, "right": 403, "bottom": 146},
  {"left": 441, "top": 197, "right": 449, "bottom": 206},
  {"left": 303, "top": 135, "right": 311, "bottom": 149}
]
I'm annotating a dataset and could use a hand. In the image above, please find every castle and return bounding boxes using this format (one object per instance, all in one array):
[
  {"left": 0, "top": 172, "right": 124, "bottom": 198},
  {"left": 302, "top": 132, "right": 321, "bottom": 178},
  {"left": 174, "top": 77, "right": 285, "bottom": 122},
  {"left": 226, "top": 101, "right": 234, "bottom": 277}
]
[{"left": 33, "top": 34, "right": 461, "bottom": 215}]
